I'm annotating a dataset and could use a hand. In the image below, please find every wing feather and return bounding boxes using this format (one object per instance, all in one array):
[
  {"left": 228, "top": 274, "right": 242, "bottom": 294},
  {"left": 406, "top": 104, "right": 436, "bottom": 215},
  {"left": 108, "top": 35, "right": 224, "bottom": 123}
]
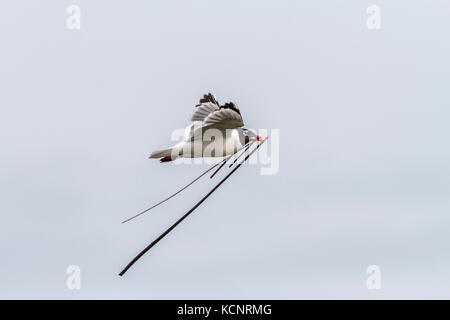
[
  {"left": 191, "top": 102, "right": 219, "bottom": 121},
  {"left": 190, "top": 93, "right": 220, "bottom": 122},
  {"left": 195, "top": 93, "right": 219, "bottom": 107},
  {"left": 203, "top": 102, "right": 244, "bottom": 129},
  {"left": 189, "top": 93, "right": 244, "bottom": 131}
]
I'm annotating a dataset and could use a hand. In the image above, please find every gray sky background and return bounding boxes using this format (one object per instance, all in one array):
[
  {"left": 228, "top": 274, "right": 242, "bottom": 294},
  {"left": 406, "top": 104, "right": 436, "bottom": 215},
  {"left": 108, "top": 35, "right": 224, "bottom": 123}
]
[{"left": 1, "top": 0, "right": 450, "bottom": 299}]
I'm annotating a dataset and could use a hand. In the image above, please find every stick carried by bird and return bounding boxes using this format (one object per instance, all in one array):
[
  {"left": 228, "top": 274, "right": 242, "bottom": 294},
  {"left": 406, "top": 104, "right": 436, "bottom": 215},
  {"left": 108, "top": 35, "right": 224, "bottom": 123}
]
[{"left": 119, "top": 93, "right": 267, "bottom": 276}]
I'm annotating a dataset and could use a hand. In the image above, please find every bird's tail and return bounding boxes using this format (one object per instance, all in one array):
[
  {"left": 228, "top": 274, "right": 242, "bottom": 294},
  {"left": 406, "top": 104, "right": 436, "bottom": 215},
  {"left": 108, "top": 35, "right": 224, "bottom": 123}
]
[
  {"left": 149, "top": 147, "right": 179, "bottom": 162},
  {"left": 159, "top": 156, "right": 174, "bottom": 162},
  {"left": 149, "top": 148, "right": 173, "bottom": 159}
]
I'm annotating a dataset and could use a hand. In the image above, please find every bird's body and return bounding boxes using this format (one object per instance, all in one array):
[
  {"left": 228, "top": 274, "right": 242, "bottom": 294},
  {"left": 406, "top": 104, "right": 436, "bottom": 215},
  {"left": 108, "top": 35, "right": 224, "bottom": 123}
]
[{"left": 149, "top": 93, "right": 261, "bottom": 162}]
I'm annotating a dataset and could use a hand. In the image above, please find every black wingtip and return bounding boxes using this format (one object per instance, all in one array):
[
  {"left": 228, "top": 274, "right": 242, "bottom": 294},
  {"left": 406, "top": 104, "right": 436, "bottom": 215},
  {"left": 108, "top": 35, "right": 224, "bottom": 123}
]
[
  {"left": 196, "top": 92, "right": 219, "bottom": 107},
  {"left": 159, "top": 156, "right": 173, "bottom": 163},
  {"left": 220, "top": 102, "right": 241, "bottom": 115}
]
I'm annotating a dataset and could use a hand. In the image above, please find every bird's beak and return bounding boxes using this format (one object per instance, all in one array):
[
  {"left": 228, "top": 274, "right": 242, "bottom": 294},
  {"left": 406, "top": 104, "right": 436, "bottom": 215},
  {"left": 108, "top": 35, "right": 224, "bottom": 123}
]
[
  {"left": 256, "top": 136, "right": 269, "bottom": 141},
  {"left": 258, "top": 136, "right": 268, "bottom": 142},
  {"left": 251, "top": 136, "right": 267, "bottom": 142}
]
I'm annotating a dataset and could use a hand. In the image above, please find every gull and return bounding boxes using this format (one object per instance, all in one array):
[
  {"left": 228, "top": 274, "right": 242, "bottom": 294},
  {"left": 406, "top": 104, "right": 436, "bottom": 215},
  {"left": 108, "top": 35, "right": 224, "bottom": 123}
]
[
  {"left": 119, "top": 93, "right": 268, "bottom": 276},
  {"left": 149, "top": 93, "right": 263, "bottom": 162}
]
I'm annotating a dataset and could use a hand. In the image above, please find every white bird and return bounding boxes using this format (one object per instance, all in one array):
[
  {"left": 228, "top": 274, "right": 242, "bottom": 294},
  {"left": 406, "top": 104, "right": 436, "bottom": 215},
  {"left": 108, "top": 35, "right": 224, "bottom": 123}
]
[{"left": 149, "top": 93, "right": 262, "bottom": 162}]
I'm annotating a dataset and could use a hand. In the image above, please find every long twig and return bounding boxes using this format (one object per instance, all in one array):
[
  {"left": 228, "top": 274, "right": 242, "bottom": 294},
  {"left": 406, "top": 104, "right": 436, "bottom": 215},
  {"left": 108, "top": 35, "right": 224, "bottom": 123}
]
[
  {"left": 121, "top": 154, "right": 235, "bottom": 224},
  {"left": 119, "top": 137, "right": 267, "bottom": 276},
  {"left": 209, "top": 160, "right": 227, "bottom": 179},
  {"left": 229, "top": 143, "right": 253, "bottom": 168},
  {"left": 210, "top": 142, "right": 252, "bottom": 179}
]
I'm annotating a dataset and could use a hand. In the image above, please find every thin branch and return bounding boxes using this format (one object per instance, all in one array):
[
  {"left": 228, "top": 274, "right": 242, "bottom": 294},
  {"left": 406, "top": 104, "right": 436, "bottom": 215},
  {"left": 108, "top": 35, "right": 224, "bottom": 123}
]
[
  {"left": 119, "top": 137, "right": 267, "bottom": 276},
  {"left": 210, "top": 142, "right": 251, "bottom": 179},
  {"left": 229, "top": 142, "right": 253, "bottom": 168},
  {"left": 122, "top": 156, "right": 230, "bottom": 224},
  {"left": 209, "top": 160, "right": 227, "bottom": 179}
]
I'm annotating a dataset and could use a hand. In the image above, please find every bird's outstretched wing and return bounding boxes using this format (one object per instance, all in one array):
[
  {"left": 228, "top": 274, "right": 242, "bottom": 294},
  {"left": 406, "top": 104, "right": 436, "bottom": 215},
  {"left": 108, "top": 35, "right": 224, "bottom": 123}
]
[
  {"left": 191, "top": 93, "right": 220, "bottom": 122},
  {"left": 203, "top": 102, "right": 244, "bottom": 129},
  {"left": 191, "top": 93, "right": 244, "bottom": 129}
]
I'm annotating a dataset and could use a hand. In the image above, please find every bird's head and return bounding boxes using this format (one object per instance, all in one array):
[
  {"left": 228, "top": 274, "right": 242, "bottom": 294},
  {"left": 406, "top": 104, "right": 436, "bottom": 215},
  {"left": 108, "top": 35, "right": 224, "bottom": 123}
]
[{"left": 243, "top": 128, "right": 262, "bottom": 142}]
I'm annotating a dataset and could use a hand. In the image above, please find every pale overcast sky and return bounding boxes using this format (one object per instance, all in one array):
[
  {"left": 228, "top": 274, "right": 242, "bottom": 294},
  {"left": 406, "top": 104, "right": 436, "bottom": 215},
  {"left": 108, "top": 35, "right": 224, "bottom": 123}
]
[{"left": 1, "top": 0, "right": 450, "bottom": 299}]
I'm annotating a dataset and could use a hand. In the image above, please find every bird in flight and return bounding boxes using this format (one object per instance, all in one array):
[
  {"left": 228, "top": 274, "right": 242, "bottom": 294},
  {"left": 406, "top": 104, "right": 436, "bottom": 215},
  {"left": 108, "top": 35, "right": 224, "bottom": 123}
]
[
  {"left": 119, "top": 93, "right": 268, "bottom": 276},
  {"left": 148, "top": 92, "right": 263, "bottom": 162}
]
